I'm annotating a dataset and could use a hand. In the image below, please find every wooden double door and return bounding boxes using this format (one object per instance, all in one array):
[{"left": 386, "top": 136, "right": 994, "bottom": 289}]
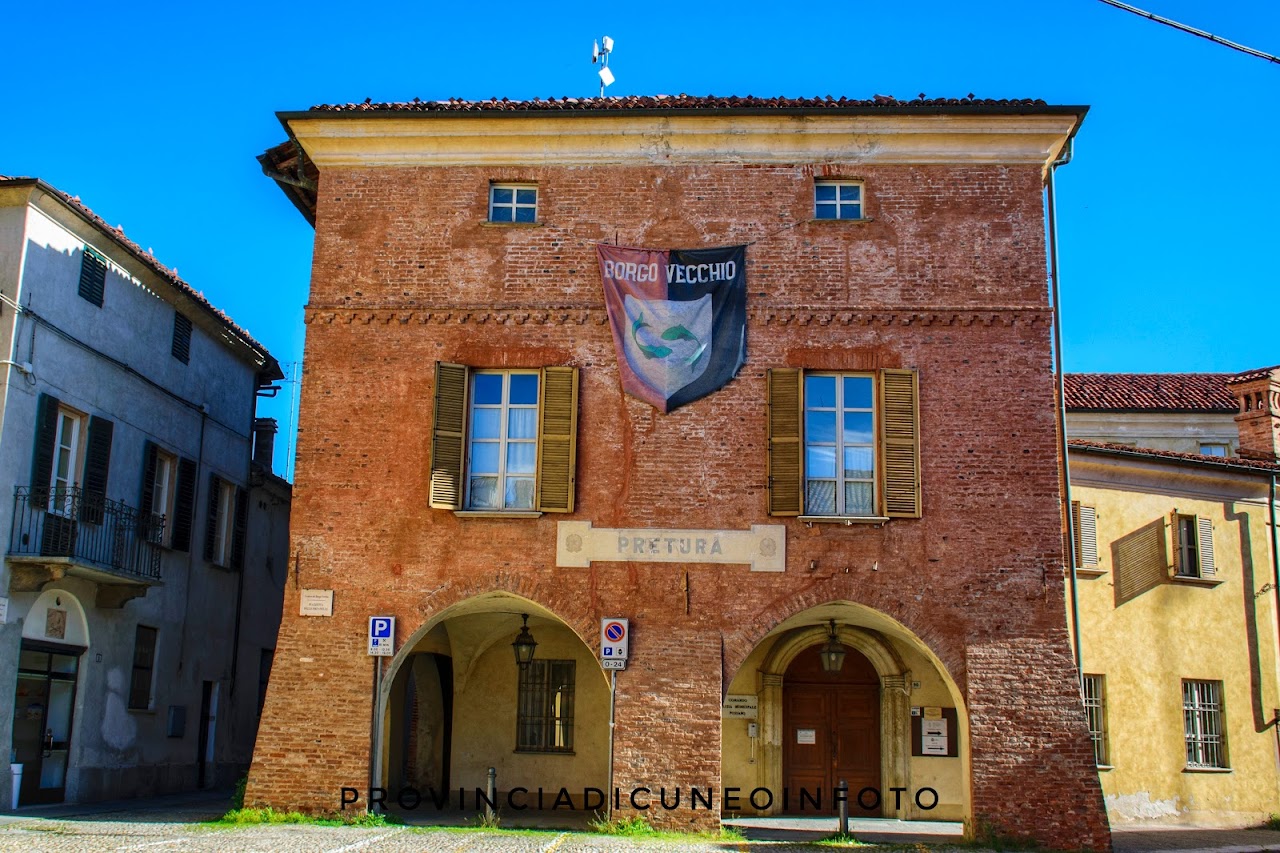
[{"left": 783, "top": 645, "right": 880, "bottom": 813}]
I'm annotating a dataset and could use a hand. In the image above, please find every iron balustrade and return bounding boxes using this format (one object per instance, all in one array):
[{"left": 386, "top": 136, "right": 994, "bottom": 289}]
[{"left": 9, "top": 487, "right": 163, "bottom": 581}]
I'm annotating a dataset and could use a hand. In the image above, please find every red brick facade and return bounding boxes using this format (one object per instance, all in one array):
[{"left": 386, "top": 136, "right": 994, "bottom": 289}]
[{"left": 247, "top": 107, "right": 1110, "bottom": 850}]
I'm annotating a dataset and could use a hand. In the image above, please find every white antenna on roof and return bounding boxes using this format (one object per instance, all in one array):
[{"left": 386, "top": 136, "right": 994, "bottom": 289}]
[{"left": 592, "top": 36, "right": 615, "bottom": 97}]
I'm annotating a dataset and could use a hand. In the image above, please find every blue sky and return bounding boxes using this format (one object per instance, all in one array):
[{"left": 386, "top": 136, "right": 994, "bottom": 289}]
[{"left": 3, "top": 1, "right": 1276, "bottom": 476}]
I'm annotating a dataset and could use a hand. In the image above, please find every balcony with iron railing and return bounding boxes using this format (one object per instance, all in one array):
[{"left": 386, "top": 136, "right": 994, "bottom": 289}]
[{"left": 7, "top": 487, "right": 163, "bottom": 605}]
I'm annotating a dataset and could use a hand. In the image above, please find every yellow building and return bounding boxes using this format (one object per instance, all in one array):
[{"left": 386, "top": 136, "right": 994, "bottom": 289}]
[{"left": 1065, "top": 367, "right": 1280, "bottom": 825}]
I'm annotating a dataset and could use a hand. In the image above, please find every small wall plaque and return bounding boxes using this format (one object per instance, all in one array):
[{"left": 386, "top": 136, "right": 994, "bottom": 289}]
[{"left": 299, "top": 589, "right": 334, "bottom": 617}]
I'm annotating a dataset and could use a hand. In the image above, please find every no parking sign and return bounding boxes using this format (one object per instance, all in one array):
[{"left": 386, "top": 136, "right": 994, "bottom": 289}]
[{"left": 601, "top": 618, "right": 629, "bottom": 669}]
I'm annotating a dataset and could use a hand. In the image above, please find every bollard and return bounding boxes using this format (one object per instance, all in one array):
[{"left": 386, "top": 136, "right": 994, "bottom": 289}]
[
  {"left": 837, "top": 778, "right": 848, "bottom": 836},
  {"left": 486, "top": 766, "right": 497, "bottom": 823}
]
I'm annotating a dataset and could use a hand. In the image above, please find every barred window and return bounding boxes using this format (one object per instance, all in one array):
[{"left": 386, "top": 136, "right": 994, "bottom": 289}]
[
  {"left": 517, "top": 660, "right": 574, "bottom": 752},
  {"left": 1183, "top": 679, "right": 1227, "bottom": 769},
  {"left": 1081, "top": 674, "right": 1109, "bottom": 766}
]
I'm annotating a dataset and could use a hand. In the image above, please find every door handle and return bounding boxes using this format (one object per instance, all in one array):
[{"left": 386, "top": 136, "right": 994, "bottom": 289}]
[{"left": 43, "top": 729, "right": 54, "bottom": 756}]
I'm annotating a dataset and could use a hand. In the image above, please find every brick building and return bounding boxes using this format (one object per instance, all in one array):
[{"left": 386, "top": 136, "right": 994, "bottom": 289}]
[{"left": 249, "top": 95, "right": 1110, "bottom": 849}]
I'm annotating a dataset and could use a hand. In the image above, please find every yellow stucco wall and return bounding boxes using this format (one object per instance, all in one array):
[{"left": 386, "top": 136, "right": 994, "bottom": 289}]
[
  {"left": 448, "top": 626, "right": 611, "bottom": 804},
  {"left": 1071, "top": 458, "right": 1280, "bottom": 826}
]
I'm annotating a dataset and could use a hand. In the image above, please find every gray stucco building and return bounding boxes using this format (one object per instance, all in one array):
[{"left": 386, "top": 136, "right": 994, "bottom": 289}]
[{"left": 0, "top": 176, "right": 290, "bottom": 806}]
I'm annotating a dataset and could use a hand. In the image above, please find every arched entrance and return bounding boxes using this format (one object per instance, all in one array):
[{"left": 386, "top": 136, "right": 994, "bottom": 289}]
[
  {"left": 722, "top": 601, "right": 969, "bottom": 823},
  {"left": 783, "top": 644, "right": 879, "bottom": 812},
  {"left": 378, "top": 593, "right": 609, "bottom": 820},
  {"left": 13, "top": 588, "right": 90, "bottom": 805}
]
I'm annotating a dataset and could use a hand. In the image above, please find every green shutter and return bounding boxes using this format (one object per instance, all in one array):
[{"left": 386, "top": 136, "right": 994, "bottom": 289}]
[
  {"left": 430, "top": 362, "right": 468, "bottom": 510},
  {"left": 537, "top": 366, "right": 579, "bottom": 513},
  {"left": 880, "top": 368, "right": 921, "bottom": 519},
  {"left": 78, "top": 248, "right": 107, "bottom": 307},
  {"left": 172, "top": 457, "right": 197, "bottom": 552},
  {"left": 139, "top": 441, "right": 159, "bottom": 538},
  {"left": 32, "top": 393, "right": 61, "bottom": 495},
  {"left": 231, "top": 486, "right": 248, "bottom": 570},
  {"left": 204, "top": 473, "right": 222, "bottom": 561},
  {"left": 79, "top": 416, "right": 113, "bottom": 524},
  {"left": 766, "top": 368, "right": 803, "bottom": 516}
]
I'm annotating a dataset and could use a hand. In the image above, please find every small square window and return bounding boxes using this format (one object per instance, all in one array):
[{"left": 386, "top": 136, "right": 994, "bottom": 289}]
[
  {"left": 815, "top": 180, "right": 863, "bottom": 220},
  {"left": 489, "top": 184, "right": 538, "bottom": 223}
]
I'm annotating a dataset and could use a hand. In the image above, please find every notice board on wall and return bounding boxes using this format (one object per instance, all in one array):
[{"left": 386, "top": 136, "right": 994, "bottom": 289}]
[{"left": 911, "top": 707, "right": 959, "bottom": 757}]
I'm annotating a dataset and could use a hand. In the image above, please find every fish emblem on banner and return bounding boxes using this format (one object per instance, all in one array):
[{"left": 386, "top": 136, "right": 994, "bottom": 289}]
[{"left": 598, "top": 244, "right": 747, "bottom": 413}]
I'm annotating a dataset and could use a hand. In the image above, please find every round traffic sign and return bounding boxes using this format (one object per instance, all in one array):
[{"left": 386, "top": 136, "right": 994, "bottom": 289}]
[{"left": 604, "top": 621, "right": 626, "bottom": 642}]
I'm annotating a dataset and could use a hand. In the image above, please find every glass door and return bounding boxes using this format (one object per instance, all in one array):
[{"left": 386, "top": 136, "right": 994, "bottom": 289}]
[{"left": 12, "top": 642, "right": 82, "bottom": 805}]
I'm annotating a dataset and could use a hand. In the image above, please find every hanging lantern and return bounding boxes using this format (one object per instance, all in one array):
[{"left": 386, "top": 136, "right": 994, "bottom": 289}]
[
  {"left": 512, "top": 613, "right": 538, "bottom": 669},
  {"left": 819, "top": 619, "right": 846, "bottom": 673}
]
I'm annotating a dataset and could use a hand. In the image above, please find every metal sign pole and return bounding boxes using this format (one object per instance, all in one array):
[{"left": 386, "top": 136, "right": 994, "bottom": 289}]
[{"left": 607, "top": 668, "right": 616, "bottom": 818}]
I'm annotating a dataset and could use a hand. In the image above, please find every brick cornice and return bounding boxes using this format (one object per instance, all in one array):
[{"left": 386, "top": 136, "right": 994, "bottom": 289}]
[{"left": 303, "top": 305, "right": 1052, "bottom": 327}]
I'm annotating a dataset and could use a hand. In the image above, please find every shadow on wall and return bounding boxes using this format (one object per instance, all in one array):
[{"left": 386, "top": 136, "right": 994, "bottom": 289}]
[{"left": 1113, "top": 518, "right": 1168, "bottom": 607}]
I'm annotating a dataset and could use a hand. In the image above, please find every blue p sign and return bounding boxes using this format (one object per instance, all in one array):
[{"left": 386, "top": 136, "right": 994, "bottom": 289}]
[{"left": 371, "top": 617, "right": 393, "bottom": 639}]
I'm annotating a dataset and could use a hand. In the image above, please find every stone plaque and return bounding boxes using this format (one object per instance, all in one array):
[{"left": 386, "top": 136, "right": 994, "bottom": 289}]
[
  {"left": 724, "top": 695, "right": 759, "bottom": 719},
  {"left": 557, "top": 521, "right": 785, "bottom": 572},
  {"left": 299, "top": 589, "right": 334, "bottom": 617}
]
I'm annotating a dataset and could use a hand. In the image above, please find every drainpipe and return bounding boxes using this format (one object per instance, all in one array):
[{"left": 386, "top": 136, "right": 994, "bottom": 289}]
[
  {"left": 1270, "top": 472, "right": 1280, "bottom": 716},
  {"left": 1047, "top": 138, "right": 1083, "bottom": 683}
]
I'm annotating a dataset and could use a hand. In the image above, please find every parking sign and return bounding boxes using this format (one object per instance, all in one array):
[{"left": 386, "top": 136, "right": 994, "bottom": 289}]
[
  {"left": 601, "top": 618, "right": 629, "bottom": 662},
  {"left": 368, "top": 616, "right": 395, "bottom": 656}
]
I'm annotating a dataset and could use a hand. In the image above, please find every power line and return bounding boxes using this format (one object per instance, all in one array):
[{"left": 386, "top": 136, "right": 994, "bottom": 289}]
[{"left": 1098, "top": 0, "right": 1280, "bottom": 65}]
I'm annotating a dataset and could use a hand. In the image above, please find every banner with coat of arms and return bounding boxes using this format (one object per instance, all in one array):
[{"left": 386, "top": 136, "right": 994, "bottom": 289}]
[{"left": 597, "top": 244, "right": 747, "bottom": 413}]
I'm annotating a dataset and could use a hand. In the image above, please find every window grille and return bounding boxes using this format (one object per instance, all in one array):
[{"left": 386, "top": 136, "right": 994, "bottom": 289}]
[{"left": 1183, "top": 679, "right": 1226, "bottom": 769}]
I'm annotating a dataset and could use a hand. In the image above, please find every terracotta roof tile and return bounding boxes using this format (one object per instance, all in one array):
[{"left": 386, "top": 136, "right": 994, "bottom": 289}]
[
  {"left": 0, "top": 176, "right": 282, "bottom": 381},
  {"left": 1063, "top": 373, "right": 1236, "bottom": 412},
  {"left": 306, "top": 93, "right": 1060, "bottom": 113},
  {"left": 1227, "top": 365, "right": 1280, "bottom": 385},
  {"left": 1069, "top": 439, "right": 1280, "bottom": 474}
]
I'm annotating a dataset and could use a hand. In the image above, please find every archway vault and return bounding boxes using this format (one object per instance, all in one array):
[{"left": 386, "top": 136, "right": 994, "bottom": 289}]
[{"left": 376, "top": 591, "right": 610, "bottom": 808}]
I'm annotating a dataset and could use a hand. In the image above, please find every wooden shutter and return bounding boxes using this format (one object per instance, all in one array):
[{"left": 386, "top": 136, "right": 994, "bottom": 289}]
[
  {"left": 172, "top": 457, "right": 197, "bottom": 552},
  {"left": 766, "top": 368, "right": 803, "bottom": 516},
  {"left": 230, "top": 486, "right": 248, "bottom": 570},
  {"left": 78, "top": 248, "right": 107, "bottom": 307},
  {"left": 79, "top": 416, "right": 114, "bottom": 524},
  {"left": 1197, "top": 516, "right": 1216, "bottom": 578},
  {"left": 880, "top": 368, "right": 921, "bottom": 518},
  {"left": 1072, "top": 502, "right": 1099, "bottom": 569},
  {"left": 536, "top": 366, "right": 579, "bottom": 513},
  {"left": 139, "top": 441, "right": 159, "bottom": 537},
  {"left": 429, "top": 362, "right": 469, "bottom": 510},
  {"left": 32, "top": 393, "right": 61, "bottom": 494},
  {"left": 171, "top": 313, "right": 192, "bottom": 364},
  {"left": 204, "top": 473, "right": 222, "bottom": 561}
]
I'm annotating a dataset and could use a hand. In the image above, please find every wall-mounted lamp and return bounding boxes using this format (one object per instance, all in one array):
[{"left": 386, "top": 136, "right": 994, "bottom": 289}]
[{"left": 819, "top": 619, "right": 846, "bottom": 674}]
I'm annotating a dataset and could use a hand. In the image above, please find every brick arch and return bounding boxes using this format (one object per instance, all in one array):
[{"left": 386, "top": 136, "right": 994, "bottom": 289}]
[
  {"left": 413, "top": 570, "right": 598, "bottom": 643},
  {"left": 386, "top": 582, "right": 604, "bottom": 692},
  {"left": 721, "top": 585, "right": 968, "bottom": 695}
]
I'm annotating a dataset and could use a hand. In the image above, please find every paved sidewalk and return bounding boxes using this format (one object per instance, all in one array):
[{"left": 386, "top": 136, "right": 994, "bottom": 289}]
[{"left": 5, "top": 791, "right": 1280, "bottom": 851}]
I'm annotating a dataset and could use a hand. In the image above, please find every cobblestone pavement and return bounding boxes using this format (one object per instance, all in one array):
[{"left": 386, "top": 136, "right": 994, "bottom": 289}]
[{"left": 5, "top": 791, "right": 1280, "bottom": 851}]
